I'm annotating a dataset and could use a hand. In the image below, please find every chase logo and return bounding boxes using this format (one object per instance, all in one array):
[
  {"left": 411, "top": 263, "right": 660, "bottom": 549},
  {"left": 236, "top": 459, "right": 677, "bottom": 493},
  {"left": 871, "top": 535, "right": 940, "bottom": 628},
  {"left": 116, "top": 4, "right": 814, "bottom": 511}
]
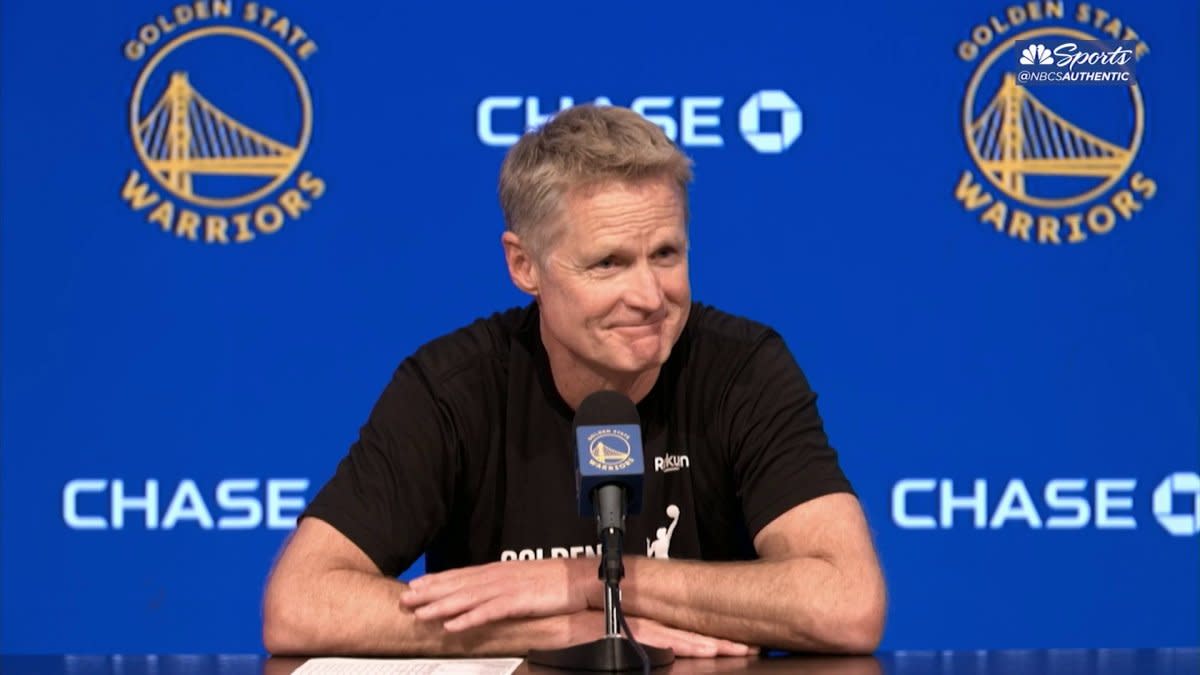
[
  {"left": 1153, "top": 472, "right": 1200, "bottom": 536},
  {"left": 477, "top": 91, "right": 803, "bottom": 154},
  {"left": 892, "top": 471, "right": 1199, "bottom": 536},
  {"left": 120, "top": 2, "right": 326, "bottom": 245},
  {"left": 62, "top": 478, "right": 309, "bottom": 530},
  {"left": 739, "top": 90, "right": 802, "bottom": 154},
  {"left": 587, "top": 429, "right": 635, "bottom": 472},
  {"left": 952, "top": 5, "right": 1156, "bottom": 245}
]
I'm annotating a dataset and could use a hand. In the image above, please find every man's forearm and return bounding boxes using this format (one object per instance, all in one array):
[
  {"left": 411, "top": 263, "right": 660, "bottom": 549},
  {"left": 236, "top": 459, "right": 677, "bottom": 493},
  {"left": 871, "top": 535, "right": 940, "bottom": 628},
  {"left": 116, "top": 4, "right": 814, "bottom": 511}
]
[
  {"left": 263, "top": 566, "right": 570, "bottom": 656},
  {"left": 619, "top": 555, "right": 885, "bottom": 653}
]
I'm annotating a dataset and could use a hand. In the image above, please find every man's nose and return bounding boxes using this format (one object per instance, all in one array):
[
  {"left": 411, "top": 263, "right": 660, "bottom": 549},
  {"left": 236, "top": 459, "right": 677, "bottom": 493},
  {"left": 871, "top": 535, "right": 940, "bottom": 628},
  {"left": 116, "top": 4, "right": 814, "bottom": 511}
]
[{"left": 623, "top": 260, "right": 666, "bottom": 313}]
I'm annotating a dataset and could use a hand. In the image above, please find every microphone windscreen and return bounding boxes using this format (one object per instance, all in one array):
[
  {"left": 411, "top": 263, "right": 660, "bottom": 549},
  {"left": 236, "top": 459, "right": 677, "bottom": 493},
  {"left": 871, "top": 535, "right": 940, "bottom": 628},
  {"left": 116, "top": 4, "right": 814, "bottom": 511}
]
[{"left": 574, "top": 390, "right": 640, "bottom": 427}]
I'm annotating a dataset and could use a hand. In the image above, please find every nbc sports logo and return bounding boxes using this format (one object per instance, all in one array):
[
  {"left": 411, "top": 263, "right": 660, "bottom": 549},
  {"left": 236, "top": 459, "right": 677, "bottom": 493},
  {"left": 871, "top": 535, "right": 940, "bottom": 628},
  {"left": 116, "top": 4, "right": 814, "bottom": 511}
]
[{"left": 1019, "top": 43, "right": 1053, "bottom": 65}]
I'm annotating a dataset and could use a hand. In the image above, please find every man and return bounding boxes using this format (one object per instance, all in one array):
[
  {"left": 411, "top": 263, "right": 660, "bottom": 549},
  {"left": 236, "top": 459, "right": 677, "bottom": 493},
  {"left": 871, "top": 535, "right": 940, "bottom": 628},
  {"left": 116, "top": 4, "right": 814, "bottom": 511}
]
[{"left": 262, "top": 105, "right": 886, "bottom": 657}]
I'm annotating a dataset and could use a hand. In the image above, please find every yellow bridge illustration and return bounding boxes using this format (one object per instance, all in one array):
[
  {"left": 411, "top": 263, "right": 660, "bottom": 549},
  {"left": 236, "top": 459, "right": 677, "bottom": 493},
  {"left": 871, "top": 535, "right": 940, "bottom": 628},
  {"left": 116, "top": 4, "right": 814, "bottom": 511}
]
[
  {"left": 136, "top": 72, "right": 297, "bottom": 196},
  {"left": 969, "top": 73, "right": 1130, "bottom": 197},
  {"left": 591, "top": 441, "right": 630, "bottom": 464}
]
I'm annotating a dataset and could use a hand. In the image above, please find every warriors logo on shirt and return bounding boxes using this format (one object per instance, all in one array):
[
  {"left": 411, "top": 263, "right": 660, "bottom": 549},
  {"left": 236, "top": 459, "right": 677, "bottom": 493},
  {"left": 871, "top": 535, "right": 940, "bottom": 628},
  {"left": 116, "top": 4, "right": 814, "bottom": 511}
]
[{"left": 587, "top": 429, "right": 634, "bottom": 472}]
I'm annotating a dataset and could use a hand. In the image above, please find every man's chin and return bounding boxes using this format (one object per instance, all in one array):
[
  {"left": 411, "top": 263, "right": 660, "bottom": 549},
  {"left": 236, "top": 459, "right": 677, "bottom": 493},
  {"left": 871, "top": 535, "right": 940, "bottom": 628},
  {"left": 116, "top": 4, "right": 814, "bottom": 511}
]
[
  {"left": 588, "top": 334, "right": 675, "bottom": 376},
  {"left": 607, "top": 348, "right": 669, "bottom": 375}
]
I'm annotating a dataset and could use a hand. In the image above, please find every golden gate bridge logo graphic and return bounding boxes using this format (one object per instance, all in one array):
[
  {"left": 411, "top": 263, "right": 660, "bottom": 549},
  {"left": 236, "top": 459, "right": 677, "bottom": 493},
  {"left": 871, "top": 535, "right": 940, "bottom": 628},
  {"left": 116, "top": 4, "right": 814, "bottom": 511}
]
[
  {"left": 129, "top": 26, "right": 312, "bottom": 209},
  {"left": 968, "top": 72, "right": 1130, "bottom": 202},
  {"left": 962, "top": 27, "right": 1144, "bottom": 211},
  {"left": 135, "top": 71, "right": 298, "bottom": 200}
]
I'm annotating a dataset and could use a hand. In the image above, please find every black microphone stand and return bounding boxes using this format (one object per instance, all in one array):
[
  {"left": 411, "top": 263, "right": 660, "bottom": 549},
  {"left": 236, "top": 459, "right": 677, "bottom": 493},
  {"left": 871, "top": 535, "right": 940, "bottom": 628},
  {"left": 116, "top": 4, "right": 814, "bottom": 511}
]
[{"left": 527, "top": 517, "right": 674, "bottom": 671}]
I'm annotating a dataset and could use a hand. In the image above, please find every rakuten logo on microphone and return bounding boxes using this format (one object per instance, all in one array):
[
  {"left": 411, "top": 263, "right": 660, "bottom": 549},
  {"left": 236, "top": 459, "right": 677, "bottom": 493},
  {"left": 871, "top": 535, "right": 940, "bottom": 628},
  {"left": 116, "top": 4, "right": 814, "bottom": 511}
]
[
  {"left": 890, "top": 472, "right": 1200, "bottom": 536},
  {"left": 62, "top": 478, "right": 310, "bottom": 531},
  {"left": 476, "top": 91, "right": 803, "bottom": 153}
]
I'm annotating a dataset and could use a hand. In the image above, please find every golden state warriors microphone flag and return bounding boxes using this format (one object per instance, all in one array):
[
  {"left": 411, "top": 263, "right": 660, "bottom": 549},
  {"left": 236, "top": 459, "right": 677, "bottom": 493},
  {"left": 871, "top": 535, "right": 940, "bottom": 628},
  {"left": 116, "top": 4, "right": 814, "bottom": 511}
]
[{"left": 0, "top": 0, "right": 1196, "bottom": 654}]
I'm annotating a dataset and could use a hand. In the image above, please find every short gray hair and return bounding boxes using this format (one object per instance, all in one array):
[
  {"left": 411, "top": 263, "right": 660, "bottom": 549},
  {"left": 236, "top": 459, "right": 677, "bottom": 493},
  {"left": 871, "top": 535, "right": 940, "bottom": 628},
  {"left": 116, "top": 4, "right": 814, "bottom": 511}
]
[{"left": 498, "top": 104, "right": 693, "bottom": 258}]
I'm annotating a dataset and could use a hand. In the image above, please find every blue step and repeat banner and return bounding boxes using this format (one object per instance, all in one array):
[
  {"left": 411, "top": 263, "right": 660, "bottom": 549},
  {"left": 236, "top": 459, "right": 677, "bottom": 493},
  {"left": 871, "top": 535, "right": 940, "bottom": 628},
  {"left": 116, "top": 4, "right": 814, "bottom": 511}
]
[{"left": 1, "top": 0, "right": 1196, "bottom": 654}]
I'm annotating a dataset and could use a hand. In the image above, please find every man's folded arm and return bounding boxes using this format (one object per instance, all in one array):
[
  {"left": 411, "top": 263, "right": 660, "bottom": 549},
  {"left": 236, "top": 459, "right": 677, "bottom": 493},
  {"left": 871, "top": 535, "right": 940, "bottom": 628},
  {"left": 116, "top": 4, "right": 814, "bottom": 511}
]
[
  {"left": 262, "top": 517, "right": 572, "bottom": 656},
  {"left": 261, "top": 517, "right": 757, "bottom": 657},
  {"left": 619, "top": 492, "right": 887, "bottom": 653},
  {"left": 398, "top": 493, "right": 886, "bottom": 654}
]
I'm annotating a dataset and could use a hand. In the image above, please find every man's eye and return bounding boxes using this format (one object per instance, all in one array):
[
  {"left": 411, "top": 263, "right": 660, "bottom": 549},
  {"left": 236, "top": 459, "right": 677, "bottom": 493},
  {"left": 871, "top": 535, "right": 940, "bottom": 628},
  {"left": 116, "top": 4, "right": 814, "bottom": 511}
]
[
  {"left": 594, "top": 257, "right": 617, "bottom": 270},
  {"left": 653, "top": 247, "right": 678, "bottom": 260}
]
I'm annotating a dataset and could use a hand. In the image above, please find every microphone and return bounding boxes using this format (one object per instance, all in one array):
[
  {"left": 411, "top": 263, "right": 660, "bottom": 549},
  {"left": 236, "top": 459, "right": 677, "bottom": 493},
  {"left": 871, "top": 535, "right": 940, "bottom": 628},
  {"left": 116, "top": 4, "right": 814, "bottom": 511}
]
[
  {"left": 573, "top": 390, "right": 644, "bottom": 586},
  {"left": 527, "top": 390, "right": 674, "bottom": 671}
]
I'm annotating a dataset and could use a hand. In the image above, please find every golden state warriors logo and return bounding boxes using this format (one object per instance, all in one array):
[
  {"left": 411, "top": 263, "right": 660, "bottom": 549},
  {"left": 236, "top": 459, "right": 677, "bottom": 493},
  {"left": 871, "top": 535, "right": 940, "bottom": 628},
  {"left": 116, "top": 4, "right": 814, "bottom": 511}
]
[
  {"left": 120, "top": 3, "right": 325, "bottom": 244},
  {"left": 587, "top": 429, "right": 635, "bottom": 472},
  {"left": 953, "top": 4, "right": 1155, "bottom": 245}
]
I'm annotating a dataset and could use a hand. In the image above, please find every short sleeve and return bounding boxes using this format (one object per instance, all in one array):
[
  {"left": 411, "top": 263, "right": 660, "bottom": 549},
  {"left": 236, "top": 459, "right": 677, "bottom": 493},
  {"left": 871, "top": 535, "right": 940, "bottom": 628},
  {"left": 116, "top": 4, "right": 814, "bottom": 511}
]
[
  {"left": 301, "top": 358, "right": 457, "bottom": 577},
  {"left": 721, "top": 333, "right": 854, "bottom": 541}
]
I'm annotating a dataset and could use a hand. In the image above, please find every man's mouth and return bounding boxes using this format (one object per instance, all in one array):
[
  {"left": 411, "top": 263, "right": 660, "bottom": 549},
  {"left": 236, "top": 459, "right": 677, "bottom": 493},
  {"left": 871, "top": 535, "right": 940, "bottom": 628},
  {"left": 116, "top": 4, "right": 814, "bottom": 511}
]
[{"left": 610, "top": 321, "right": 663, "bottom": 337}]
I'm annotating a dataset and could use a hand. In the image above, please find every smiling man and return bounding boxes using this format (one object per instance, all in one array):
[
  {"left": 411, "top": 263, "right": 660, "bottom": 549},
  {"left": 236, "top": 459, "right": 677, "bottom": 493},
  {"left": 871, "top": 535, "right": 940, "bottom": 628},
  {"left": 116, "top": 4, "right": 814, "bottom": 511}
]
[{"left": 262, "top": 105, "right": 886, "bottom": 657}]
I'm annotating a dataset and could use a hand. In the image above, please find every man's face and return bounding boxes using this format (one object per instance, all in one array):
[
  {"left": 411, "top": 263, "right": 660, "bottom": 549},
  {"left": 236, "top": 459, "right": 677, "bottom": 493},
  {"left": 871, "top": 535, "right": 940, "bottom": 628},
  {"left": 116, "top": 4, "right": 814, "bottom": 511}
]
[{"left": 535, "top": 177, "right": 691, "bottom": 379}]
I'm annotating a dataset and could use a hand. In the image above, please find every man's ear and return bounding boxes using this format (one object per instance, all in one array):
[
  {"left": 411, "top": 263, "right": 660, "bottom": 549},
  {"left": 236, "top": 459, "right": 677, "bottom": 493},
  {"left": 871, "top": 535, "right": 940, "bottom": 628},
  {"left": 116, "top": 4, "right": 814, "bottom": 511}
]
[{"left": 501, "top": 231, "right": 539, "bottom": 296}]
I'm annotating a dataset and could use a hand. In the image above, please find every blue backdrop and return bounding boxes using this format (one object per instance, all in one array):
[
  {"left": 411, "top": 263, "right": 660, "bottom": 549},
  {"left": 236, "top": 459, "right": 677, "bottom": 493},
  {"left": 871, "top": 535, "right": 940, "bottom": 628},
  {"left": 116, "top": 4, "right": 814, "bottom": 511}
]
[{"left": 2, "top": 0, "right": 1196, "bottom": 653}]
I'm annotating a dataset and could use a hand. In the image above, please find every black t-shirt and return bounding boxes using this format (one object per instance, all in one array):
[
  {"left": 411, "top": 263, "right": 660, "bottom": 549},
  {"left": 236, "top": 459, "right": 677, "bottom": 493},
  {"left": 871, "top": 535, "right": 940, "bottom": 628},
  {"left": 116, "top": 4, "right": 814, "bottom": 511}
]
[{"left": 303, "top": 302, "right": 853, "bottom": 577}]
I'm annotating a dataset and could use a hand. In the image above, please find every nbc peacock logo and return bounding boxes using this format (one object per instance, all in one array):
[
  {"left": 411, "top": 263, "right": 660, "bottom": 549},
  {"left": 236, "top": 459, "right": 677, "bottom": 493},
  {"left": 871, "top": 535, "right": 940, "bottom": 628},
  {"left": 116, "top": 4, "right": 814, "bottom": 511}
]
[
  {"left": 1018, "top": 43, "right": 1054, "bottom": 65},
  {"left": 119, "top": 2, "right": 325, "bottom": 245},
  {"left": 953, "top": 5, "right": 1156, "bottom": 245}
]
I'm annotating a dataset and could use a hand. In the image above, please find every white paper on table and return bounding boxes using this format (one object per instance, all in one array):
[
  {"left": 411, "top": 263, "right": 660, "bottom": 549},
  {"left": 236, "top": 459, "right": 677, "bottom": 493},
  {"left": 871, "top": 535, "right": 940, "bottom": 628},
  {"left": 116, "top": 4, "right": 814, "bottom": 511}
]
[{"left": 291, "top": 657, "right": 522, "bottom": 675}]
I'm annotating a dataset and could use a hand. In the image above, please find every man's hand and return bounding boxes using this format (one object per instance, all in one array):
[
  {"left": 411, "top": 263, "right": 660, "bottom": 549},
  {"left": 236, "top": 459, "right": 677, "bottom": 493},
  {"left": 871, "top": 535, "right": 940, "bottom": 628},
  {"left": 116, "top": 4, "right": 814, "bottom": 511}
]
[
  {"left": 399, "top": 559, "right": 757, "bottom": 657},
  {"left": 400, "top": 558, "right": 600, "bottom": 632}
]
